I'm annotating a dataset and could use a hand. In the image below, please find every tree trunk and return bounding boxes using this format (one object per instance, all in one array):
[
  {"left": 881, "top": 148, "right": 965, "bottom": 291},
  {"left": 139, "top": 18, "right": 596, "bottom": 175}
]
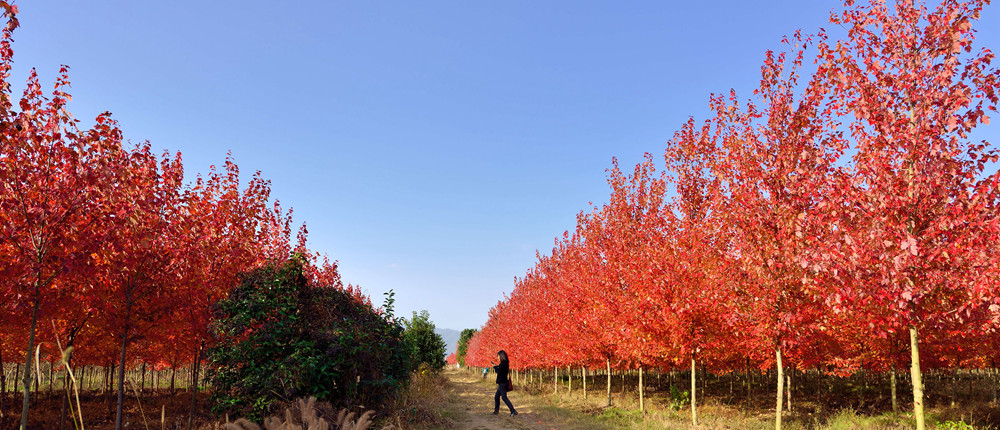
[
  {"left": 553, "top": 367, "right": 558, "bottom": 394},
  {"left": 606, "top": 358, "right": 612, "bottom": 407},
  {"left": 702, "top": 362, "right": 707, "bottom": 396},
  {"left": 567, "top": 366, "right": 572, "bottom": 395},
  {"left": 187, "top": 343, "right": 203, "bottom": 430},
  {"left": 59, "top": 369, "right": 69, "bottom": 430},
  {"left": 891, "top": 368, "right": 898, "bottom": 414},
  {"left": 730, "top": 371, "right": 734, "bottom": 398},
  {"left": 19, "top": 283, "right": 42, "bottom": 430},
  {"left": 141, "top": 362, "right": 146, "bottom": 394},
  {"left": 32, "top": 347, "right": 40, "bottom": 397},
  {"left": 950, "top": 368, "right": 957, "bottom": 408},
  {"left": 775, "top": 347, "right": 784, "bottom": 430},
  {"left": 170, "top": 367, "right": 176, "bottom": 394},
  {"left": 992, "top": 367, "right": 997, "bottom": 404},
  {"left": 786, "top": 372, "right": 792, "bottom": 411},
  {"left": 1, "top": 344, "right": 6, "bottom": 419},
  {"left": 114, "top": 320, "right": 130, "bottom": 430},
  {"left": 910, "top": 325, "right": 925, "bottom": 430},
  {"left": 691, "top": 354, "right": 698, "bottom": 426},
  {"left": 59, "top": 357, "right": 74, "bottom": 430},
  {"left": 746, "top": 357, "right": 752, "bottom": 406},
  {"left": 583, "top": 367, "right": 588, "bottom": 400},
  {"left": 639, "top": 366, "right": 645, "bottom": 413}
]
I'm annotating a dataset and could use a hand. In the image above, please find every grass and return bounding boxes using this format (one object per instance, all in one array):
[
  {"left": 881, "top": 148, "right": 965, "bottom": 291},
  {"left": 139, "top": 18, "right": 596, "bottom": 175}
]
[{"left": 487, "top": 370, "right": 995, "bottom": 430}]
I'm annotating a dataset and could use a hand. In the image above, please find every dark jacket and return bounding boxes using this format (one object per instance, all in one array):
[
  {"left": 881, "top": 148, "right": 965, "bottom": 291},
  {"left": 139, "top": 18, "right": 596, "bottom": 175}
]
[{"left": 493, "top": 360, "right": 509, "bottom": 384}]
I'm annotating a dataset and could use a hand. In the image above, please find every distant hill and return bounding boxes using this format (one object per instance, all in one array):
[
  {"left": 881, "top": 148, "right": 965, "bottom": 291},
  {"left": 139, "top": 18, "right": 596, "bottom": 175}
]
[{"left": 435, "top": 328, "right": 461, "bottom": 357}]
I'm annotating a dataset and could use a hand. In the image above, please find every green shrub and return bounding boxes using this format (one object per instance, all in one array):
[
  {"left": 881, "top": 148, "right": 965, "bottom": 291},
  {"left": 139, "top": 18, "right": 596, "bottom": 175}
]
[
  {"left": 208, "top": 257, "right": 409, "bottom": 421},
  {"left": 402, "top": 310, "right": 447, "bottom": 370},
  {"left": 667, "top": 385, "right": 690, "bottom": 411}
]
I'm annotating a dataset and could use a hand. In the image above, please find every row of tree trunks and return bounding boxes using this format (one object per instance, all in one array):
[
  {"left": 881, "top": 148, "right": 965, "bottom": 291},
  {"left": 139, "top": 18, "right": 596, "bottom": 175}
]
[
  {"left": 0, "top": 363, "right": 200, "bottom": 394},
  {"left": 501, "top": 359, "right": 1000, "bottom": 429}
]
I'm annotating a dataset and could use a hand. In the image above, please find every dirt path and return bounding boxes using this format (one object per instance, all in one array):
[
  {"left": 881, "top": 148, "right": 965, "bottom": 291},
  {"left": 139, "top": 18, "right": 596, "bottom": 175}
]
[{"left": 444, "top": 368, "right": 562, "bottom": 430}]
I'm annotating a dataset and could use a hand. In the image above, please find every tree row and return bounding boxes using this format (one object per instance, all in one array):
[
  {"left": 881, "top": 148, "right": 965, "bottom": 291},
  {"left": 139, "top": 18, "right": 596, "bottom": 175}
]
[
  {"left": 466, "top": 1, "right": 1000, "bottom": 429},
  {"left": 0, "top": 4, "right": 371, "bottom": 429}
]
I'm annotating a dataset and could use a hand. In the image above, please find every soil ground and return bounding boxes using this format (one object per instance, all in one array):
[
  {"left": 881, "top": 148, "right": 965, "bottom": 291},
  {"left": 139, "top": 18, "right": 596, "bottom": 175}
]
[{"left": 0, "top": 389, "right": 216, "bottom": 430}]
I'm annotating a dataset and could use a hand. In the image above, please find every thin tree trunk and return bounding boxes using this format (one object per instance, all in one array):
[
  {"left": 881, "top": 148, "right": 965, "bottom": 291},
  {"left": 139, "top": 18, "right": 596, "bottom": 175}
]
[
  {"left": 170, "top": 367, "right": 176, "bottom": 394},
  {"left": 19, "top": 283, "right": 43, "bottom": 430},
  {"left": 692, "top": 354, "right": 698, "bottom": 426},
  {"left": 910, "top": 325, "right": 925, "bottom": 430},
  {"left": 554, "top": 367, "right": 558, "bottom": 394},
  {"left": 141, "top": 362, "right": 146, "bottom": 394},
  {"left": 59, "top": 368, "right": 69, "bottom": 430},
  {"left": 950, "top": 368, "right": 957, "bottom": 408},
  {"left": 775, "top": 347, "right": 784, "bottom": 430},
  {"left": 702, "top": 362, "right": 707, "bottom": 396},
  {"left": 891, "top": 368, "right": 898, "bottom": 414},
  {"left": 746, "top": 357, "right": 752, "bottom": 406},
  {"left": 114, "top": 318, "right": 130, "bottom": 430},
  {"left": 187, "top": 343, "right": 202, "bottom": 430},
  {"left": 1, "top": 344, "right": 6, "bottom": 419},
  {"left": 58, "top": 354, "right": 74, "bottom": 430},
  {"left": 606, "top": 358, "right": 612, "bottom": 407},
  {"left": 786, "top": 372, "right": 792, "bottom": 411},
  {"left": 992, "top": 367, "right": 997, "bottom": 404},
  {"left": 32, "top": 347, "right": 40, "bottom": 397},
  {"left": 568, "top": 366, "right": 572, "bottom": 395},
  {"left": 968, "top": 370, "right": 973, "bottom": 400},
  {"left": 583, "top": 367, "right": 588, "bottom": 400},
  {"left": 639, "top": 366, "right": 645, "bottom": 413}
]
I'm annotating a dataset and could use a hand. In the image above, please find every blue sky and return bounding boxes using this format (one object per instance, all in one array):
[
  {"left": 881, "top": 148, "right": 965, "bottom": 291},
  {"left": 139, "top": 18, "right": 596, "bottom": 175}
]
[{"left": 10, "top": 1, "right": 999, "bottom": 333}]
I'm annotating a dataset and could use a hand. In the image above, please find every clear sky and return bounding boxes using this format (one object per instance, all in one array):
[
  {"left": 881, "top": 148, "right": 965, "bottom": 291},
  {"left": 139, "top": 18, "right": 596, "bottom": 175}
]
[{"left": 10, "top": 1, "right": 999, "bottom": 333}]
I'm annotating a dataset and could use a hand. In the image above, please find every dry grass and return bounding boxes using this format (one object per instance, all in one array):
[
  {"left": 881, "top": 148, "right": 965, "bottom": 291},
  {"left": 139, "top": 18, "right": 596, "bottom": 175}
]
[
  {"left": 223, "top": 397, "right": 375, "bottom": 430},
  {"left": 214, "top": 365, "right": 454, "bottom": 430},
  {"left": 508, "top": 377, "right": 990, "bottom": 430},
  {"left": 378, "top": 364, "right": 455, "bottom": 429}
]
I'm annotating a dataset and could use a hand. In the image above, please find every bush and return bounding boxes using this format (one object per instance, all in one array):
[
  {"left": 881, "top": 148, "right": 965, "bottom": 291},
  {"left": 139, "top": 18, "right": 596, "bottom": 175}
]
[
  {"left": 667, "top": 385, "right": 690, "bottom": 411},
  {"left": 208, "top": 257, "right": 410, "bottom": 421},
  {"left": 402, "top": 311, "right": 447, "bottom": 370}
]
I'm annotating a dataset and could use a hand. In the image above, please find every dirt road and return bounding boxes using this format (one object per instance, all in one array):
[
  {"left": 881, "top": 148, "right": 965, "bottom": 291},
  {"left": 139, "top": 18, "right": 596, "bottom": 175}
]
[{"left": 444, "top": 368, "right": 565, "bottom": 430}]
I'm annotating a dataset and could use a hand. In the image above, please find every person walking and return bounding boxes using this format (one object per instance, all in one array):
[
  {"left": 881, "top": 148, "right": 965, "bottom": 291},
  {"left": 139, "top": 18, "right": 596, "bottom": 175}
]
[{"left": 491, "top": 350, "right": 518, "bottom": 416}]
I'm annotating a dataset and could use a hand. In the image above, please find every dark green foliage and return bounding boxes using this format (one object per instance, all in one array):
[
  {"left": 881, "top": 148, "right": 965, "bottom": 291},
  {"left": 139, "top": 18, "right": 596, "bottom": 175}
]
[
  {"left": 402, "top": 310, "right": 446, "bottom": 370},
  {"left": 207, "top": 258, "right": 409, "bottom": 421},
  {"left": 455, "top": 328, "right": 477, "bottom": 367}
]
